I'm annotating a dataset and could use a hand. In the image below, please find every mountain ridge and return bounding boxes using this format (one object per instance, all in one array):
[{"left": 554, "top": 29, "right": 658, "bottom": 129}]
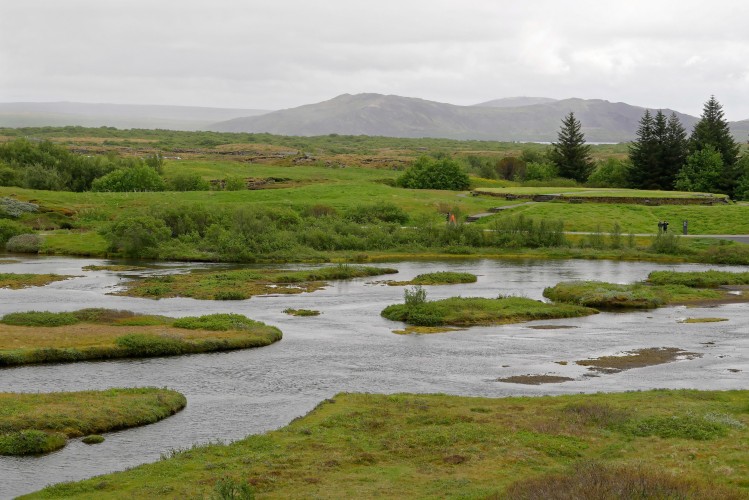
[{"left": 210, "top": 93, "right": 738, "bottom": 142}]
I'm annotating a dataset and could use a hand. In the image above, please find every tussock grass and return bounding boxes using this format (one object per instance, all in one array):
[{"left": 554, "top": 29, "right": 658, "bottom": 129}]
[
  {"left": 382, "top": 296, "right": 596, "bottom": 327},
  {"left": 648, "top": 269, "right": 749, "bottom": 288},
  {"left": 0, "top": 310, "right": 281, "bottom": 366},
  {"left": 0, "top": 388, "right": 185, "bottom": 455},
  {"left": 283, "top": 308, "right": 321, "bottom": 317},
  {"left": 23, "top": 390, "right": 749, "bottom": 498}
]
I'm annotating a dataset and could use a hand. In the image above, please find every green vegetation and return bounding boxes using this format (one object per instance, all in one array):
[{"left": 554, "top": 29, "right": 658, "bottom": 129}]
[
  {"left": 549, "top": 112, "right": 593, "bottom": 183},
  {"left": 647, "top": 269, "right": 749, "bottom": 287},
  {"left": 543, "top": 281, "right": 725, "bottom": 309},
  {"left": 22, "top": 390, "right": 749, "bottom": 498},
  {"left": 386, "top": 271, "right": 477, "bottom": 286},
  {"left": 0, "top": 309, "right": 281, "bottom": 366},
  {"left": 0, "top": 388, "right": 185, "bottom": 455},
  {"left": 397, "top": 156, "right": 470, "bottom": 190},
  {"left": 283, "top": 308, "right": 321, "bottom": 317},
  {"left": 679, "top": 317, "right": 728, "bottom": 323},
  {"left": 628, "top": 110, "right": 688, "bottom": 191},
  {"left": 81, "top": 435, "right": 105, "bottom": 445},
  {"left": 382, "top": 289, "right": 596, "bottom": 328},
  {"left": 118, "top": 265, "right": 397, "bottom": 300},
  {"left": 0, "top": 273, "right": 74, "bottom": 289}
]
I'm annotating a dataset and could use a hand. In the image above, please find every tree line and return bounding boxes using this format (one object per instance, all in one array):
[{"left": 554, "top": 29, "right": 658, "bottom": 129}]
[{"left": 549, "top": 96, "right": 749, "bottom": 199}]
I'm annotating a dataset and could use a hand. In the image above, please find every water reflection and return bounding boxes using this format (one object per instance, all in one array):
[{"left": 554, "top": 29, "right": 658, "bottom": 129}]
[{"left": 0, "top": 256, "right": 747, "bottom": 498}]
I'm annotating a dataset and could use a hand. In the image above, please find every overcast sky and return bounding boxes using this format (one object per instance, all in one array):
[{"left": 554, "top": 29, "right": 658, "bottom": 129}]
[{"left": 2, "top": 0, "right": 749, "bottom": 119}]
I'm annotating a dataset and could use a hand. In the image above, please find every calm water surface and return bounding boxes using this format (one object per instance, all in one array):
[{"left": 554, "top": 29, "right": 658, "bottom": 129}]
[{"left": 0, "top": 256, "right": 747, "bottom": 498}]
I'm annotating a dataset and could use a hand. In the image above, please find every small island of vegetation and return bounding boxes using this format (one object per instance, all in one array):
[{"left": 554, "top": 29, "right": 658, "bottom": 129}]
[
  {"left": 385, "top": 271, "right": 477, "bottom": 286},
  {"left": 117, "top": 265, "right": 397, "bottom": 300},
  {"left": 381, "top": 287, "right": 596, "bottom": 331},
  {"left": 0, "top": 309, "right": 281, "bottom": 366},
  {"left": 0, "top": 388, "right": 185, "bottom": 456},
  {"left": 0, "top": 272, "right": 75, "bottom": 289},
  {"left": 543, "top": 270, "right": 749, "bottom": 309}
]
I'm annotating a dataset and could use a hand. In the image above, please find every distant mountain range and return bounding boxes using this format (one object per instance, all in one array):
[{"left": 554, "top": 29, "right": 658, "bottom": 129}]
[
  {"left": 0, "top": 102, "right": 268, "bottom": 131},
  {"left": 2, "top": 96, "right": 748, "bottom": 143}
]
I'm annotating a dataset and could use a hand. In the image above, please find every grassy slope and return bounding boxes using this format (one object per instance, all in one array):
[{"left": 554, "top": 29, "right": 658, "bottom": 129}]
[{"left": 23, "top": 390, "right": 749, "bottom": 498}]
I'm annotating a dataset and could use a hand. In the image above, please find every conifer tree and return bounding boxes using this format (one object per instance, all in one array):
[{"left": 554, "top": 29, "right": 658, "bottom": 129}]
[
  {"left": 549, "top": 112, "right": 593, "bottom": 183},
  {"left": 629, "top": 110, "right": 688, "bottom": 190},
  {"left": 689, "top": 96, "right": 740, "bottom": 195}
]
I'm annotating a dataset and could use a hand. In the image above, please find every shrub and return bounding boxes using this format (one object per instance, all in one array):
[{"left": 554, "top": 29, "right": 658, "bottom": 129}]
[
  {"left": 346, "top": 203, "right": 408, "bottom": 224},
  {"left": 0, "top": 430, "right": 67, "bottom": 455},
  {"left": 213, "top": 477, "right": 255, "bottom": 500},
  {"left": 0, "top": 197, "right": 39, "bottom": 218},
  {"left": 167, "top": 173, "right": 210, "bottom": 191},
  {"left": 649, "top": 232, "right": 680, "bottom": 254},
  {"left": 114, "top": 334, "right": 187, "bottom": 356},
  {"left": 0, "top": 220, "right": 27, "bottom": 248},
  {"left": 91, "top": 165, "right": 166, "bottom": 192},
  {"left": 215, "top": 291, "right": 248, "bottom": 300},
  {"left": 397, "top": 156, "right": 470, "bottom": 190},
  {"left": 5, "top": 234, "right": 42, "bottom": 253},
  {"left": 100, "top": 215, "right": 171, "bottom": 258},
  {"left": 404, "top": 286, "right": 427, "bottom": 307}
]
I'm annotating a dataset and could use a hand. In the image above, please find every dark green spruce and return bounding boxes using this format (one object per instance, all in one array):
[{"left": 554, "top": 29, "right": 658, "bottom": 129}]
[{"left": 549, "top": 112, "right": 593, "bottom": 183}]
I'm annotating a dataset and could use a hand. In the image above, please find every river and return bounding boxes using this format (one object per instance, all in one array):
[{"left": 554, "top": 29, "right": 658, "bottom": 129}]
[{"left": 0, "top": 256, "right": 747, "bottom": 498}]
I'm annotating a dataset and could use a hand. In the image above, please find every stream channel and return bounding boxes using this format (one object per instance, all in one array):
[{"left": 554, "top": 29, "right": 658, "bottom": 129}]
[{"left": 0, "top": 256, "right": 747, "bottom": 498}]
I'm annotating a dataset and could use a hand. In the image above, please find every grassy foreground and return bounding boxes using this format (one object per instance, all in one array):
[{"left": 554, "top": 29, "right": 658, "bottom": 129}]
[
  {"left": 118, "top": 265, "right": 397, "bottom": 300},
  {"left": 23, "top": 390, "right": 749, "bottom": 498},
  {"left": 543, "top": 270, "right": 749, "bottom": 309},
  {"left": 0, "top": 388, "right": 185, "bottom": 455},
  {"left": 0, "top": 310, "right": 281, "bottom": 366},
  {"left": 381, "top": 296, "right": 596, "bottom": 328}
]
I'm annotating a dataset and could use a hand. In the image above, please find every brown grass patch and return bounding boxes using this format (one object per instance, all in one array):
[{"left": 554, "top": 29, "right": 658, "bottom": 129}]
[
  {"left": 526, "top": 325, "right": 578, "bottom": 330},
  {"left": 0, "top": 273, "right": 75, "bottom": 289},
  {"left": 498, "top": 461, "right": 745, "bottom": 499},
  {"left": 392, "top": 326, "right": 464, "bottom": 335},
  {"left": 576, "top": 347, "right": 700, "bottom": 373},
  {"left": 496, "top": 374, "right": 575, "bottom": 385}
]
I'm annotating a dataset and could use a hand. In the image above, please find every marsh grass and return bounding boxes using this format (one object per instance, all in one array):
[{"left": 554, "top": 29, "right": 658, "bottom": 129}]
[
  {"left": 0, "top": 388, "right": 185, "bottom": 455},
  {"left": 0, "top": 311, "right": 281, "bottom": 366},
  {"left": 679, "top": 317, "right": 728, "bottom": 323},
  {"left": 25, "top": 390, "right": 749, "bottom": 499},
  {"left": 119, "top": 265, "right": 397, "bottom": 300},
  {"left": 543, "top": 280, "right": 730, "bottom": 309},
  {"left": 648, "top": 270, "right": 749, "bottom": 288},
  {"left": 386, "top": 271, "right": 477, "bottom": 286},
  {"left": 381, "top": 296, "right": 596, "bottom": 327},
  {"left": 0, "top": 273, "right": 74, "bottom": 289}
]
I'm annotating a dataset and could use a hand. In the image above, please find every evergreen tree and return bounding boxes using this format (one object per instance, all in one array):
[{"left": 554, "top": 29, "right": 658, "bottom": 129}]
[
  {"left": 628, "top": 110, "right": 688, "bottom": 190},
  {"left": 689, "top": 96, "right": 741, "bottom": 195},
  {"left": 549, "top": 112, "right": 593, "bottom": 182}
]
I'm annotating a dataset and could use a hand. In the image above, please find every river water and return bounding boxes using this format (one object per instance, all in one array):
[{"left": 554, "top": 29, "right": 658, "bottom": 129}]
[{"left": 0, "top": 256, "right": 747, "bottom": 498}]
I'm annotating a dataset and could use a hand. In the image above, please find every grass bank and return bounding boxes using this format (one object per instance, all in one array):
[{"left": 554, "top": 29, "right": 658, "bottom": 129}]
[
  {"left": 23, "top": 390, "right": 749, "bottom": 498},
  {"left": 544, "top": 270, "right": 749, "bottom": 309},
  {"left": 118, "top": 265, "right": 397, "bottom": 300},
  {"left": 0, "top": 388, "right": 185, "bottom": 455},
  {"left": 381, "top": 295, "right": 596, "bottom": 328},
  {"left": 0, "top": 310, "right": 281, "bottom": 367}
]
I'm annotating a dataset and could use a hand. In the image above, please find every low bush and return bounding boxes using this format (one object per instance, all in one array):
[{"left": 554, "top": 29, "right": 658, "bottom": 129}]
[
  {"left": 114, "top": 334, "right": 187, "bottom": 356},
  {"left": 647, "top": 270, "right": 749, "bottom": 288},
  {"left": 543, "top": 281, "right": 664, "bottom": 309},
  {"left": 0, "top": 430, "right": 67, "bottom": 455},
  {"left": 625, "top": 413, "right": 730, "bottom": 440},
  {"left": 81, "top": 435, "right": 105, "bottom": 445},
  {"left": 0, "top": 220, "right": 27, "bottom": 248},
  {"left": 5, "top": 233, "right": 42, "bottom": 253},
  {"left": 409, "top": 272, "right": 477, "bottom": 285}
]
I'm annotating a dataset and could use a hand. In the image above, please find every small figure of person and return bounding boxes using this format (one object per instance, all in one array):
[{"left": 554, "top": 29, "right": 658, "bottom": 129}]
[
  {"left": 663, "top": 220, "right": 669, "bottom": 232},
  {"left": 657, "top": 221, "right": 664, "bottom": 232}
]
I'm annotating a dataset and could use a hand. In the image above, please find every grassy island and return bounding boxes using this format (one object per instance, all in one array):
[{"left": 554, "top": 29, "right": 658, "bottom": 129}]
[
  {"left": 0, "top": 273, "right": 75, "bottom": 289},
  {"left": 385, "top": 271, "right": 478, "bottom": 286},
  {"left": 23, "top": 390, "right": 749, "bottom": 498},
  {"left": 0, "top": 388, "right": 185, "bottom": 456},
  {"left": 0, "top": 309, "right": 281, "bottom": 366},
  {"left": 382, "top": 295, "right": 596, "bottom": 329},
  {"left": 544, "top": 270, "right": 749, "bottom": 309},
  {"left": 117, "top": 265, "right": 397, "bottom": 300}
]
